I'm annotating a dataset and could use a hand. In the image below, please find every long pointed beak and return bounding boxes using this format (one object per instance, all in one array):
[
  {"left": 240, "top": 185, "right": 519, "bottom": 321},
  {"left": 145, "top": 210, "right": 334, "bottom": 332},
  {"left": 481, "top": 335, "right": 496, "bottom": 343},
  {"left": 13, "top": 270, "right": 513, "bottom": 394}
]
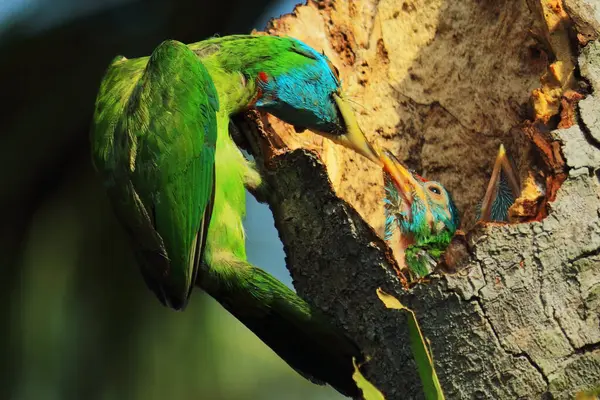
[
  {"left": 380, "top": 149, "right": 418, "bottom": 206},
  {"left": 479, "top": 144, "right": 521, "bottom": 222},
  {"left": 380, "top": 149, "right": 435, "bottom": 229},
  {"left": 319, "top": 93, "right": 382, "bottom": 166}
]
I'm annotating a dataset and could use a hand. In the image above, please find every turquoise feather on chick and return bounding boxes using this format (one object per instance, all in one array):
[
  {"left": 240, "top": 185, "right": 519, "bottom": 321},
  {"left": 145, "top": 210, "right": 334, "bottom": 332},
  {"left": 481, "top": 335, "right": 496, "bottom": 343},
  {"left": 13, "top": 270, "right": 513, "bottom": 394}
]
[
  {"left": 478, "top": 144, "right": 521, "bottom": 223},
  {"left": 381, "top": 149, "right": 460, "bottom": 279}
]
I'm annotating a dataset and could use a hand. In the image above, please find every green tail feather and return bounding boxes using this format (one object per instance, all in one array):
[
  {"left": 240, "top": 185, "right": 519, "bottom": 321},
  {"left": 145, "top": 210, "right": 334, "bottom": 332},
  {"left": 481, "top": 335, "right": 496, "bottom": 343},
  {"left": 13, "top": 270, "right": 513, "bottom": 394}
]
[{"left": 200, "top": 263, "right": 362, "bottom": 398}]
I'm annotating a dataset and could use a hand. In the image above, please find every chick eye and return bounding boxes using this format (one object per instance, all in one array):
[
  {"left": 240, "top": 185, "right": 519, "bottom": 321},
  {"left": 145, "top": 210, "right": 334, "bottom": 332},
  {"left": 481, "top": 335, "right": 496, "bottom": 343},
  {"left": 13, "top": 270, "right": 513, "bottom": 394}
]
[{"left": 429, "top": 186, "right": 441, "bottom": 195}]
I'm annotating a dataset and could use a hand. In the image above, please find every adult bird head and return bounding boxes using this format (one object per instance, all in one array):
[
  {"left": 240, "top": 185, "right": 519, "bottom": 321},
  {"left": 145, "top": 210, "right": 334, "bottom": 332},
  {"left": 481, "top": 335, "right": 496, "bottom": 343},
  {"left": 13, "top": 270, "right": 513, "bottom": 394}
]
[
  {"left": 248, "top": 36, "right": 381, "bottom": 165},
  {"left": 381, "top": 149, "right": 460, "bottom": 277}
]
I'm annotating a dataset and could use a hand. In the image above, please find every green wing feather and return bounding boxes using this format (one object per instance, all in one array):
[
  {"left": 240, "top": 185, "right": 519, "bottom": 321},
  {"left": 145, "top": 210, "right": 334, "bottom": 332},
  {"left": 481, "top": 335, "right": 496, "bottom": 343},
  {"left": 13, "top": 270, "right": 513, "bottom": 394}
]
[{"left": 91, "top": 40, "right": 219, "bottom": 310}]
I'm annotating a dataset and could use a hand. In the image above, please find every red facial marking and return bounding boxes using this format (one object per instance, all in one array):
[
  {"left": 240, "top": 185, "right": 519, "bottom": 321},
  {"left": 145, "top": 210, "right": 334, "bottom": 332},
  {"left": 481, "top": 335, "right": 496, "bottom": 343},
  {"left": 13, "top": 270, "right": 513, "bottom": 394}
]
[
  {"left": 258, "top": 71, "right": 269, "bottom": 83},
  {"left": 415, "top": 173, "right": 428, "bottom": 183}
]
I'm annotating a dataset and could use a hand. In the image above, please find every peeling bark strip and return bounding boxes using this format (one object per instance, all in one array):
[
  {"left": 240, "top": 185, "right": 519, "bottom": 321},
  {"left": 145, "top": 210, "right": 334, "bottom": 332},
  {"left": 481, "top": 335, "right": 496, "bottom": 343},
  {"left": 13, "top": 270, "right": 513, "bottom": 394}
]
[{"left": 239, "top": 1, "right": 600, "bottom": 399}]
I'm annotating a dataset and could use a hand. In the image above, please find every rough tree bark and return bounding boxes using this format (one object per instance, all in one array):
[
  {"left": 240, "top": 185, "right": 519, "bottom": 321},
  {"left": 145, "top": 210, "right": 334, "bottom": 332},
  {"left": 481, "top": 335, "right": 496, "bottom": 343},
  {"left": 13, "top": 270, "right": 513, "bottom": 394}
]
[{"left": 236, "top": 1, "right": 600, "bottom": 399}]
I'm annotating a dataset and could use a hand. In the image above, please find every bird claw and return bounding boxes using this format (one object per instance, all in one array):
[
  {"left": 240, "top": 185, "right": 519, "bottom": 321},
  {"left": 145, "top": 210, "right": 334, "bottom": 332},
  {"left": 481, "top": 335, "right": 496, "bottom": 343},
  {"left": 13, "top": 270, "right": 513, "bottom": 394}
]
[
  {"left": 397, "top": 269, "right": 431, "bottom": 290},
  {"left": 397, "top": 268, "right": 432, "bottom": 290}
]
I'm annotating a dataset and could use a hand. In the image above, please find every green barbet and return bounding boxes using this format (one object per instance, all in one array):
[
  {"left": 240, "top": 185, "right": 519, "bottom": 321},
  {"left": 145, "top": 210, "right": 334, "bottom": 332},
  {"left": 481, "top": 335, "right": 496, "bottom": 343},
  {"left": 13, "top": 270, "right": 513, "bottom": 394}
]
[
  {"left": 381, "top": 149, "right": 460, "bottom": 278},
  {"left": 90, "top": 34, "right": 384, "bottom": 396},
  {"left": 478, "top": 144, "right": 521, "bottom": 222}
]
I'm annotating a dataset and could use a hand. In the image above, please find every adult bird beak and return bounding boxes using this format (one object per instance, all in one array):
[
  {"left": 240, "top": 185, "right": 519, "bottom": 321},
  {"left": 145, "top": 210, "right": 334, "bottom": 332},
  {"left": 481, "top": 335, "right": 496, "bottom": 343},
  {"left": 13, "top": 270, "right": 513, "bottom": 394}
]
[
  {"left": 479, "top": 144, "right": 521, "bottom": 222},
  {"left": 319, "top": 93, "right": 382, "bottom": 166}
]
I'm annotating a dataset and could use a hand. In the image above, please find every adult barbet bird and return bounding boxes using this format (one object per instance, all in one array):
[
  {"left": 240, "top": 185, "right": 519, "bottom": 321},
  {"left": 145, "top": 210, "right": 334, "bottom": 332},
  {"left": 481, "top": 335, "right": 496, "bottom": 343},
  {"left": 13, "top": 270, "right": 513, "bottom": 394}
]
[
  {"left": 381, "top": 149, "right": 460, "bottom": 279},
  {"left": 91, "top": 34, "right": 381, "bottom": 397}
]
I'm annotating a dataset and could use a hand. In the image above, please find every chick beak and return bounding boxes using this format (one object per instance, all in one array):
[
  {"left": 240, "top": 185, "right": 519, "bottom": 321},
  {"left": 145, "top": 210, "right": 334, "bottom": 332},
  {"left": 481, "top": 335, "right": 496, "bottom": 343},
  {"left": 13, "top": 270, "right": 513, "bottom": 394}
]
[
  {"left": 480, "top": 144, "right": 521, "bottom": 222},
  {"left": 381, "top": 149, "right": 434, "bottom": 229},
  {"left": 314, "top": 93, "right": 382, "bottom": 166},
  {"left": 381, "top": 150, "right": 417, "bottom": 205}
]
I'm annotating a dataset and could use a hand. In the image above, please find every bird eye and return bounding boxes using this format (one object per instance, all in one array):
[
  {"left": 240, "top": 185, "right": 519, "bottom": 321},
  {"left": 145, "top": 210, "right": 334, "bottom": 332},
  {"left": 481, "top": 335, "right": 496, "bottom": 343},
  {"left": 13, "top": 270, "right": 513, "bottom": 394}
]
[{"left": 429, "top": 185, "right": 441, "bottom": 195}]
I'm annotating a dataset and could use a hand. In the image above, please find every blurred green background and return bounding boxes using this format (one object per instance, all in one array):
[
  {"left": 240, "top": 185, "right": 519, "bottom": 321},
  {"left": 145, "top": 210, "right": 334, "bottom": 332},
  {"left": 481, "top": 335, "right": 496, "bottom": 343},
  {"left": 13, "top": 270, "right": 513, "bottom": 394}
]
[{"left": 0, "top": 1, "right": 343, "bottom": 399}]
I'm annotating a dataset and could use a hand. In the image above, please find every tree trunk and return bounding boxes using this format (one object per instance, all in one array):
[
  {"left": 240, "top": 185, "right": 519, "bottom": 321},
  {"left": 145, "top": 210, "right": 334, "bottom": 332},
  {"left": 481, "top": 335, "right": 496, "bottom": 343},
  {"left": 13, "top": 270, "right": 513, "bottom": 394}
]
[{"left": 236, "top": 0, "right": 600, "bottom": 399}]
